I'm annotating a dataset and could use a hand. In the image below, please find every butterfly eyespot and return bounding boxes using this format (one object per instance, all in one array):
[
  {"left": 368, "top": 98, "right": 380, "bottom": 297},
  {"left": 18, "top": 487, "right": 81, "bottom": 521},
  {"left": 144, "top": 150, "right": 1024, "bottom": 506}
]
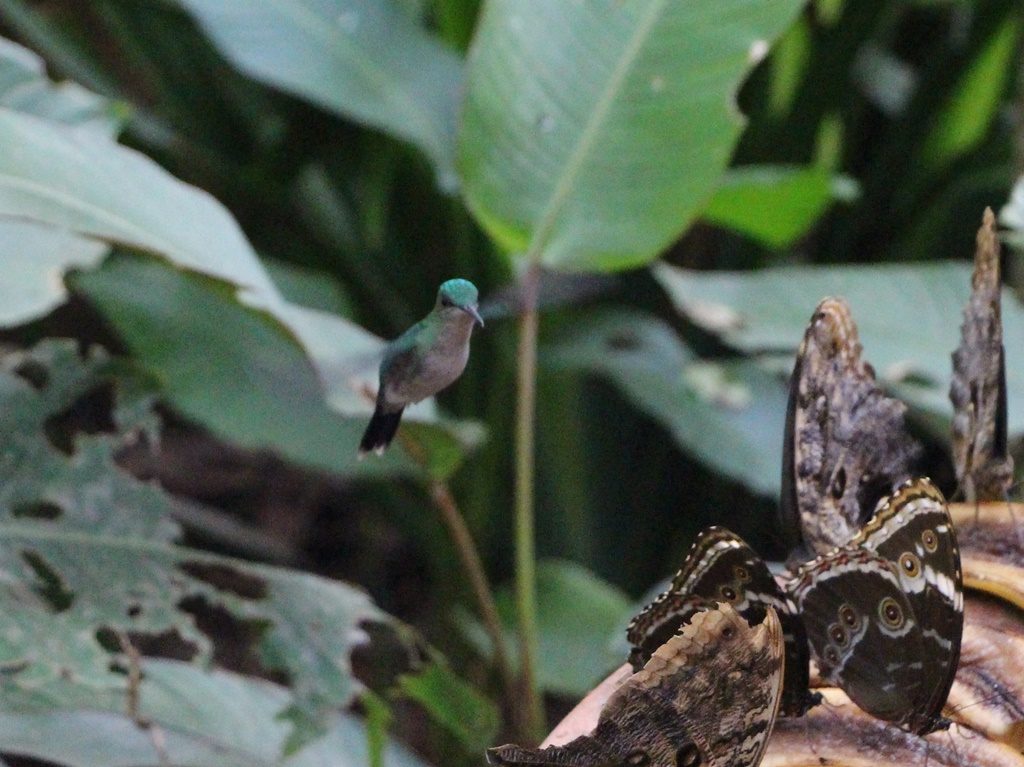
[
  {"left": 830, "top": 467, "right": 847, "bottom": 498},
  {"left": 921, "top": 530, "right": 938, "bottom": 553},
  {"left": 824, "top": 646, "right": 840, "bottom": 665},
  {"left": 828, "top": 623, "right": 847, "bottom": 645},
  {"left": 879, "top": 597, "right": 905, "bottom": 628},
  {"left": 627, "top": 750, "right": 650, "bottom": 766},
  {"left": 839, "top": 604, "right": 860, "bottom": 629},
  {"left": 676, "top": 744, "right": 702, "bottom": 767},
  {"left": 720, "top": 585, "right": 737, "bottom": 601},
  {"left": 733, "top": 565, "right": 750, "bottom": 583},
  {"left": 900, "top": 552, "right": 921, "bottom": 578}
]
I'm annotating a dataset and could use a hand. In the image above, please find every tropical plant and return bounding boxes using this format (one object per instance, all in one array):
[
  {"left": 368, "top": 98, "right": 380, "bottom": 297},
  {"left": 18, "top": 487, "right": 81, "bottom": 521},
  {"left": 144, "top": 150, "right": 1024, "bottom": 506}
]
[{"left": 0, "top": 1, "right": 1021, "bottom": 765}]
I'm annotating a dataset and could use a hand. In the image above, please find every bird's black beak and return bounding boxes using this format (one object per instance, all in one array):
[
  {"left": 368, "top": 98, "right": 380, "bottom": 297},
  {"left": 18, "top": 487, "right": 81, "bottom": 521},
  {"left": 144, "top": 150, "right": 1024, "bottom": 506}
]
[{"left": 463, "top": 305, "right": 485, "bottom": 328}]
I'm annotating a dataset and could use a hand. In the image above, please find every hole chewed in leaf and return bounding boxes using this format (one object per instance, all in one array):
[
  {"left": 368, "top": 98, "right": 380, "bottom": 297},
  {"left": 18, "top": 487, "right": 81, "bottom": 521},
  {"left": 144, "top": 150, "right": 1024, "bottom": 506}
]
[
  {"left": 13, "top": 359, "right": 50, "bottom": 390},
  {"left": 97, "top": 625, "right": 199, "bottom": 663},
  {"left": 351, "top": 620, "right": 428, "bottom": 691},
  {"left": 42, "top": 384, "right": 117, "bottom": 456},
  {"left": 20, "top": 550, "right": 74, "bottom": 612},
  {"left": 178, "top": 561, "right": 268, "bottom": 600},
  {"left": 178, "top": 595, "right": 282, "bottom": 682},
  {"left": 12, "top": 501, "right": 63, "bottom": 520}
]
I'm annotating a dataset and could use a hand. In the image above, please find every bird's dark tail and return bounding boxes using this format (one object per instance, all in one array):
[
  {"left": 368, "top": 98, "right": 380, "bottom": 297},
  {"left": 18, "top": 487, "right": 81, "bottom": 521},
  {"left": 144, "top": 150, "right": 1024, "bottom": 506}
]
[{"left": 358, "top": 406, "right": 404, "bottom": 457}]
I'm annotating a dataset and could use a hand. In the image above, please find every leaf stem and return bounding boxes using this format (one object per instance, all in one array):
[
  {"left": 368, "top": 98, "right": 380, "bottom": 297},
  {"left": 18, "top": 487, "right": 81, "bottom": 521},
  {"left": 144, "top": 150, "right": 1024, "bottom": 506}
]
[
  {"left": 397, "top": 432, "right": 516, "bottom": 709},
  {"left": 513, "top": 260, "right": 544, "bottom": 740}
]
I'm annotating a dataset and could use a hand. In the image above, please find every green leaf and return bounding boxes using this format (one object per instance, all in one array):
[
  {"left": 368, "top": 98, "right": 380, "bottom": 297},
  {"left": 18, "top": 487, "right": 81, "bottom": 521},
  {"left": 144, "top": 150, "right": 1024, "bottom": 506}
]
[
  {"left": 0, "top": 35, "right": 124, "bottom": 135},
  {"left": 264, "top": 256, "right": 354, "bottom": 317},
  {"left": 473, "top": 560, "right": 629, "bottom": 696},
  {"left": 0, "top": 340, "right": 178, "bottom": 541},
  {"left": 529, "top": 560, "right": 629, "bottom": 695},
  {"left": 652, "top": 261, "right": 1024, "bottom": 434},
  {"left": 544, "top": 310, "right": 787, "bottom": 495},
  {"left": 0, "top": 340, "right": 408, "bottom": 747},
  {"left": 0, "top": 34, "right": 118, "bottom": 328},
  {"left": 458, "top": 0, "right": 805, "bottom": 271},
  {"left": 362, "top": 691, "right": 393, "bottom": 767},
  {"left": 71, "top": 253, "right": 471, "bottom": 479},
  {"left": 919, "top": 12, "right": 1021, "bottom": 169},
  {"left": 703, "top": 165, "right": 846, "bottom": 249},
  {"left": 0, "top": 219, "right": 107, "bottom": 325},
  {"left": 0, "top": 107, "right": 275, "bottom": 294},
  {"left": 395, "top": 661, "right": 499, "bottom": 753},
  {"left": 172, "top": 0, "right": 463, "bottom": 190},
  {"left": 0, "top": 660, "right": 429, "bottom": 767},
  {"left": 0, "top": 104, "right": 473, "bottom": 475}
]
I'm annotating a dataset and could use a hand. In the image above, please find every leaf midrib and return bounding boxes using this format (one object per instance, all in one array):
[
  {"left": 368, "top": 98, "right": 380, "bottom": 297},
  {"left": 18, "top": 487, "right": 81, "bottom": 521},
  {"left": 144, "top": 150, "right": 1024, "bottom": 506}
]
[{"left": 526, "top": 0, "right": 669, "bottom": 262}]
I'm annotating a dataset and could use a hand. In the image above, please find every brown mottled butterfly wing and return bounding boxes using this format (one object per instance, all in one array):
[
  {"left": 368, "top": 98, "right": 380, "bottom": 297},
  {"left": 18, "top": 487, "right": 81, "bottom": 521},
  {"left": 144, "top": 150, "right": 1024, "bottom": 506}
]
[
  {"left": 626, "top": 527, "right": 816, "bottom": 716},
  {"left": 950, "top": 208, "right": 1015, "bottom": 502},
  {"left": 780, "top": 297, "right": 921, "bottom": 555},
  {"left": 488, "top": 605, "right": 785, "bottom": 767},
  {"left": 853, "top": 478, "right": 963, "bottom": 734}
]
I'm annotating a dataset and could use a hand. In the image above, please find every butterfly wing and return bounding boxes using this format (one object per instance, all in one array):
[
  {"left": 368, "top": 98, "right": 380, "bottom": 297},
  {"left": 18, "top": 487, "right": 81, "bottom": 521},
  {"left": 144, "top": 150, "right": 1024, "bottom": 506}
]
[
  {"left": 780, "top": 297, "right": 920, "bottom": 555},
  {"left": 626, "top": 527, "right": 815, "bottom": 716},
  {"left": 854, "top": 478, "right": 964, "bottom": 733},
  {"left": 491, "top": 605, "right": 785, "bottom": 767},
  {"left": 788, "top": 545, "right": 924, "bottom": 725},
  {"left": 950, "top": 208, "right": 1015, "bottom": 502}
]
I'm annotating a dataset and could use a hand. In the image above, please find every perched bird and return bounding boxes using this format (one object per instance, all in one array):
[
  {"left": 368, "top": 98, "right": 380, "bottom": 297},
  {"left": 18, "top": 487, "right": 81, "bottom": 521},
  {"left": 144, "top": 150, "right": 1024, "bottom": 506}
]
[{"left": 359, "top": 279, "right": 484, "bottom": 457}]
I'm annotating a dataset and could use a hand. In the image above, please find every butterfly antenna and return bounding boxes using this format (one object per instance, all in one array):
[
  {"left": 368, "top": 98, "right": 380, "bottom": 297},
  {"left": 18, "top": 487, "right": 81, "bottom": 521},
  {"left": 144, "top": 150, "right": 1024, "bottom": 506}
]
[{"left": 947, "top": 686, "right": 1017, "bottom": 717}]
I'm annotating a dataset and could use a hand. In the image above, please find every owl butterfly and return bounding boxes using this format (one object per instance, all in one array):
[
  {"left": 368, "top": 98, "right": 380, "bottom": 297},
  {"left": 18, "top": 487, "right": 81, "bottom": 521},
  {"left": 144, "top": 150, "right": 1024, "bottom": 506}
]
[
  {"left": 950, "top": 207, "right": 1015, "bottom": 502},
  {"left": 780, "top": 296, "right": 921, "bottom": 556},
  {"left": 788, "top": 478, "right": 963, "bottom": 735},
  {"left": 626, "top": 527, "right": 818, "bottom": 717},
  {"left": 488, "top": 605, "right": 784, "bottom": 767}
]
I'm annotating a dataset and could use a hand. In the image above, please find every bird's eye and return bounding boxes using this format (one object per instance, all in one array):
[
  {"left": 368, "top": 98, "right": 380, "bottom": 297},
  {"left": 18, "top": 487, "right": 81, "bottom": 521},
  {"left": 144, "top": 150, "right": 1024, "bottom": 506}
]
[{"left": 441, "top": 297, "right": 454, "bottom": 307}]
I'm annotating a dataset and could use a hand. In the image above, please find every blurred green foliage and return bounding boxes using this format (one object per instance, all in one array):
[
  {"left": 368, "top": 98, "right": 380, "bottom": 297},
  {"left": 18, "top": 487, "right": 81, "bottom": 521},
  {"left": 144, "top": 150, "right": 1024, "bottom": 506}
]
[{"left": 0, "top": 0, "right": 1021, "bottom": 765}]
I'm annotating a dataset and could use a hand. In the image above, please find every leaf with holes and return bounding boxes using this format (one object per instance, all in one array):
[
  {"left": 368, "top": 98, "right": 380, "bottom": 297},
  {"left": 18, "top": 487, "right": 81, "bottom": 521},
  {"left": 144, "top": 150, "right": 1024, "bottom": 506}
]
[
  {"left": 0, "top": 659, "right": 430, "bottom": 767},
  {"left": 0, "top": 340, "right": 390, "bottom": 750}
]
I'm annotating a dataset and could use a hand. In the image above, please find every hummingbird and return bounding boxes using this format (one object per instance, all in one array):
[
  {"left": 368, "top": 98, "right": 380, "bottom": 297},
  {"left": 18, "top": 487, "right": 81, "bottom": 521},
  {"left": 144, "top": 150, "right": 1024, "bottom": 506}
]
[{"left": 359, "top": 279, "right": 484, "bottom": 457}]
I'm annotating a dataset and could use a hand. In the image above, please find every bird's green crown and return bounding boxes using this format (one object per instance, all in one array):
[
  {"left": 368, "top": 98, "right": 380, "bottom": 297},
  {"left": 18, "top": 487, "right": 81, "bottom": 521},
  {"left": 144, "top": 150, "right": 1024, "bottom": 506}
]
[{"left": 438, "top": 278, "right": 479, "bottom": 308}]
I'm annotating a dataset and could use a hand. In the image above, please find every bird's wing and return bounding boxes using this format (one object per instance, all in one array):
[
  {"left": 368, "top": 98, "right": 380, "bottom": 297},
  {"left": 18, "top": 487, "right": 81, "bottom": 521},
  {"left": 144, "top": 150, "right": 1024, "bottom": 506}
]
[{"left": 378, "top": 321, "right": 426, "bottom": 396}]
